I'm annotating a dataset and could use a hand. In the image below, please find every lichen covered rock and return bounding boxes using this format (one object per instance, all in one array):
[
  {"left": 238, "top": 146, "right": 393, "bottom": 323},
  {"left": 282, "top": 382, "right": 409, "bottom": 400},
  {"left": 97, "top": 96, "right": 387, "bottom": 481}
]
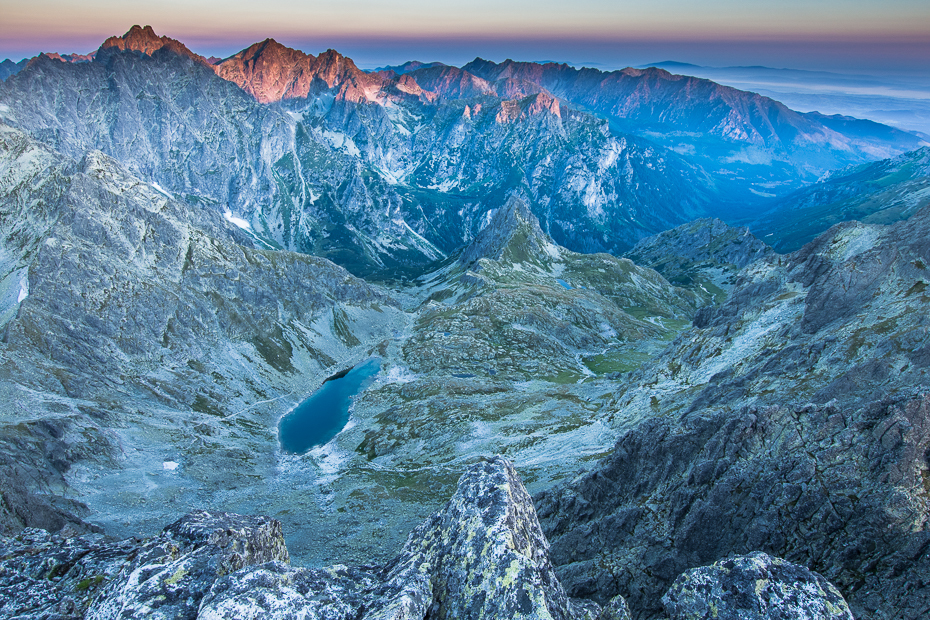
[
  {"left": 662, "top": 552, "right": 854, "bottom": 620},
  {"left": 84, "top": 511, "right": 288, "bottom": 620},
  {"left": 382, "top": 455, "right": 582, "bottom": 619},
  {"left": 0, "top": 511, "right": 286, "bottom": 619},
  {"left": 198, "top": 457, "right": 600, "bottom": 620},
  {"left": 199, "top": 456, "right": 596, "bottom": 619},
  {"left": 0, "top": 457, "right": 604, "bottom": 618}
]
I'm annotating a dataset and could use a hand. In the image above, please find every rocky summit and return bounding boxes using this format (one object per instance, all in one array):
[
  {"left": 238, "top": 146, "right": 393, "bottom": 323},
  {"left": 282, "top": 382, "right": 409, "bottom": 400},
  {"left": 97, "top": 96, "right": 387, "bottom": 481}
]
[
  {"left": 0, "top": 458, "right": 855, "bottom": 620},
  {"left": 1, "top": 23, "right": 930, "bottom": 620}
]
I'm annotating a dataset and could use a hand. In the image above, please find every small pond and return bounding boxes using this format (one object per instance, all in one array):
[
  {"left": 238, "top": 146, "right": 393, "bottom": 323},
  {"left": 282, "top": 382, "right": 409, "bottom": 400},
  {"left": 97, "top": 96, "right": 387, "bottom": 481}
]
[{"left": 278, "top": 358, "right": 381, "bottom": 454}]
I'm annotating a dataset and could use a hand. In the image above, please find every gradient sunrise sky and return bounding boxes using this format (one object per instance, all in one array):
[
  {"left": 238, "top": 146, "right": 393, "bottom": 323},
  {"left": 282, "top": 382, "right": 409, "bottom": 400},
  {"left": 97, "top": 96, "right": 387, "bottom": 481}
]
[{"left": 2, "top": 0, "right": 928, "bottom": 73}]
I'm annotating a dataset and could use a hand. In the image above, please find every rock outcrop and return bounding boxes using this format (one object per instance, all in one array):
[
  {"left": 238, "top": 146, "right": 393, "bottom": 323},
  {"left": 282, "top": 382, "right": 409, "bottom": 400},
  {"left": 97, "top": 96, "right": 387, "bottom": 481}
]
[
  {"left": 662, "top": 552, "right": 854, "bottom": 620},
  {"left": 0, "top": 511, "right": 287, "bottom": 619},
  {"left": 0, "top": 459, "right": 862, "bottom": 620},
  {"left": 536, "top": 391, "right": 930, "bottom": 619},
  {"left": 199, "top": 457, "right": 587, "bottom": 619},
  {"left": 458, "top": 195, "right": 558, "bottom": 270},
  {"left": 624, "top": 218, "right": 773, "bottom": 304},
  {"left": 0, "top": 459, "right": 576, "bottom": 619}
]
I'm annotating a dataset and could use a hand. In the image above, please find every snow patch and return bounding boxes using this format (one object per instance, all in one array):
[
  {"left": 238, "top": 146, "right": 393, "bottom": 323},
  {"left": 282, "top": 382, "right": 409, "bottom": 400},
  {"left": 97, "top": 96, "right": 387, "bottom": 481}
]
[
  {"left": 427, "top": 179, "right": 458, "bottom": 192},
  {"left": 162, "top": 461, "right": 179, "bottom": 471},
  {"left": 17, "top": 277, "right": 27, "bottom": 303},
  {"left": 322, "top": 130, "right": 361, "bottom": 158},
  {"left": 308, "top": 435, "right": 353, "bottom": 487},
  {"left": 478, "top": 209, "right": 497, "bottom": 232},
  {"left": 223, "top": 209, "right": 252, "bottom": 230},
  {"left": 399, "top": 220, "right": 445, "bottom": 260},
  {"left": 151, "top": 182, "right": 173, "bottom": 199},
  {"left": 598, "top": 322, "right": 617, "bottom": 339},
  {"left": 722, "top": 147, "right": 774, "bottom": 166},
  {"left": 543, "top": 242, "right": 562, "bottom": 260},
  {"left": 598, "top": 141, "right": 622, "bottom": 170}
]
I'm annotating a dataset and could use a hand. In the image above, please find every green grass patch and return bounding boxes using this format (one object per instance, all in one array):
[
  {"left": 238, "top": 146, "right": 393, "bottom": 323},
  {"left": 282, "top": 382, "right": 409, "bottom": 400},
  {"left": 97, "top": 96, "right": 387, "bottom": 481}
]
[
  {"left": 192, "top": 395, "right": 224, "bottom": 417},
  {"left": 250, "top": 323, "right": 296, "bottom": 374},
  {"left": 75, "top": 575, "right": 105, "bottom": 591},
  {"left": 583, "top": 350, "right": 653, "bottom": 374},
  {"left": 539, "top": 370, "right": 584, "bottom": 384},
  {"left": 332, "top": 307, "right": 361, "bottom": 347}
]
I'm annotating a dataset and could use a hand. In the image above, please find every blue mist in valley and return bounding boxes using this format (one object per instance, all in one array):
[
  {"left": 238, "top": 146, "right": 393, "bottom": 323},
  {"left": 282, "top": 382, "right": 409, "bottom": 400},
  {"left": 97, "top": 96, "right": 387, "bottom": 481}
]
[{"left": 279, "top": 358, "right": 381, "bottom": 454}]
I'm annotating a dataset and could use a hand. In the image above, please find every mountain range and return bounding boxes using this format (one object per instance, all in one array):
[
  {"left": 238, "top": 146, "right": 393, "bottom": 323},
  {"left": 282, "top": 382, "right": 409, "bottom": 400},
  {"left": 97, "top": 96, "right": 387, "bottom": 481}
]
[
  {"left": 0, "top": 24, "right": 929, "bottom": 620},
  {"left": 1, "top": 25, "right": 925, "bottom": 278},
  {"left": 748, "top": 146, "right": 930, "bottom": 251}
]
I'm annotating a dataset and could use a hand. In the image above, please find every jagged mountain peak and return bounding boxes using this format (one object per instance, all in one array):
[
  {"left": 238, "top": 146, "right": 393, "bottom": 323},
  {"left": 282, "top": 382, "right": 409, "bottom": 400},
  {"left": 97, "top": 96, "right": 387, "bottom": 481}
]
[
  {"left": 404, "top": 64, "right": 494, "bottom": 100},
  {"left": 99, "top": 24, "right": 207, "bottom": 65},
  {"left": 493, "top": 77, "right": 546, "bottom": 100},
  {"left": 230, "top": 38, "right": 313, "bottom": 64},
  {"left": 314, "top": 48, "right": 366, "bottom": 79},
  {"left": 458, "top": 56, "right": 924, "bottom": 187},
  {"left": 490, "top": 90, "right": 563, "bottom": 125},
  {"left": 521, "top": 90, "right": 560, "bottom": 117},
  {"left": 214, "top": 42, "right": 375, "bottom": 103},
  {"left": 458, "top": 196, "right": 557, "bottom": 268}
]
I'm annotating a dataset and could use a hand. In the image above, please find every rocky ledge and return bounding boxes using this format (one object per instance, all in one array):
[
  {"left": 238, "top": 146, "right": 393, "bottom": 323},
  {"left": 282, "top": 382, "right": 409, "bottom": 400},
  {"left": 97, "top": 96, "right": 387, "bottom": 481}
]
[{"left": 0, "top": 457, "right": 851, "bottom": 619}]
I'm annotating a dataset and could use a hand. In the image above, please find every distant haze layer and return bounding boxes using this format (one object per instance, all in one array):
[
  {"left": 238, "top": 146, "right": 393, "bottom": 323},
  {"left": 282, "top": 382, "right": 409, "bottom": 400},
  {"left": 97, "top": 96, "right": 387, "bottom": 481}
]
[{"left": 1, "top": 0, "right": 929, "bottom": 73}]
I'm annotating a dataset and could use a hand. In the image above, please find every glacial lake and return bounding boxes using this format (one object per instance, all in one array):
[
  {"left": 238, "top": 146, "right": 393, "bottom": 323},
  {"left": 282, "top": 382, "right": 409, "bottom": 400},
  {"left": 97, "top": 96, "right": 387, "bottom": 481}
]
[{"left": 278, "top": 358, "right": 381, "bottom": 454}]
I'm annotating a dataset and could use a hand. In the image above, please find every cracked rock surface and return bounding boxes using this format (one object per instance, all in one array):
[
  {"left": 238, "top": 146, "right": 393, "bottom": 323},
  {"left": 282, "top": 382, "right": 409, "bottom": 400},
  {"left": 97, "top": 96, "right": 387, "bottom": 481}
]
[
  {"left": 662, "top": 552, "right": 853, "bottom": 620},
  {"left": 0, "top": 511, "right": 287, "bottom": 619},
  {"left": 0, "top": 458, "right": 860, "bottom": 620}
]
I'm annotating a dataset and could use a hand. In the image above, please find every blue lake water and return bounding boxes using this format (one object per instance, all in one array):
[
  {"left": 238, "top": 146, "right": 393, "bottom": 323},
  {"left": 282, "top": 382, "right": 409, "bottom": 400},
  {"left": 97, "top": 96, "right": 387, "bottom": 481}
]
[
  {"left": 556, "top": 279, "right": 572, "bottom": 290},
  {"left": 278, "top": 358, "right": 381, "bottom": 454}
]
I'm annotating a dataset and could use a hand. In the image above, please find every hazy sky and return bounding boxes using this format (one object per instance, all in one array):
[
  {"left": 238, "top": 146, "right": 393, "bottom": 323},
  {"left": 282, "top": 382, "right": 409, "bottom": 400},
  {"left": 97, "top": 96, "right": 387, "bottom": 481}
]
[{"left": 2, "top": 0, "right": 928, "bottom": 73}]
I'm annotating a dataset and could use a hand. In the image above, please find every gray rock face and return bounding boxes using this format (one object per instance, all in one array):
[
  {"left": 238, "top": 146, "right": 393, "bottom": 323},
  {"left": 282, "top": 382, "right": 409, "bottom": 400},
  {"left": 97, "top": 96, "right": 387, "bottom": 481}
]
[
  {"left": 532, "top": 196, "right": 930, "bottom": 620},
  {"left": 458, "top": 195, "right": 552, "bottom": 269},
  {"left": 0, "top": 511, "right": 287, "bottom": 620},
  {"left": 536, "top": 393, "right": 930, "bottom": 619},
  {"left": 624, "top": 218, "right": 774, "bottom": 305},
  {"left": 662, "top": 552, "right": 853, "bottom": 620},
  {"left": 0, "top": 123, "right": 402, "bottom": 548},
  {"left": 200, "top": 456, "right": 589, "bottom": 620},
  {"left": 0, "top": 458, "right": 609, "bottom": 619}
]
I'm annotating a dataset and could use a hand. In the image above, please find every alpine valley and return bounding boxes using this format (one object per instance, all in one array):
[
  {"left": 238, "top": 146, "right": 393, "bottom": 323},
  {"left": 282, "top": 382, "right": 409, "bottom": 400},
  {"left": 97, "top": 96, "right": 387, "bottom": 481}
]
[{"left": 0, "top": 25, "right": 928, "bottom": 620}]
